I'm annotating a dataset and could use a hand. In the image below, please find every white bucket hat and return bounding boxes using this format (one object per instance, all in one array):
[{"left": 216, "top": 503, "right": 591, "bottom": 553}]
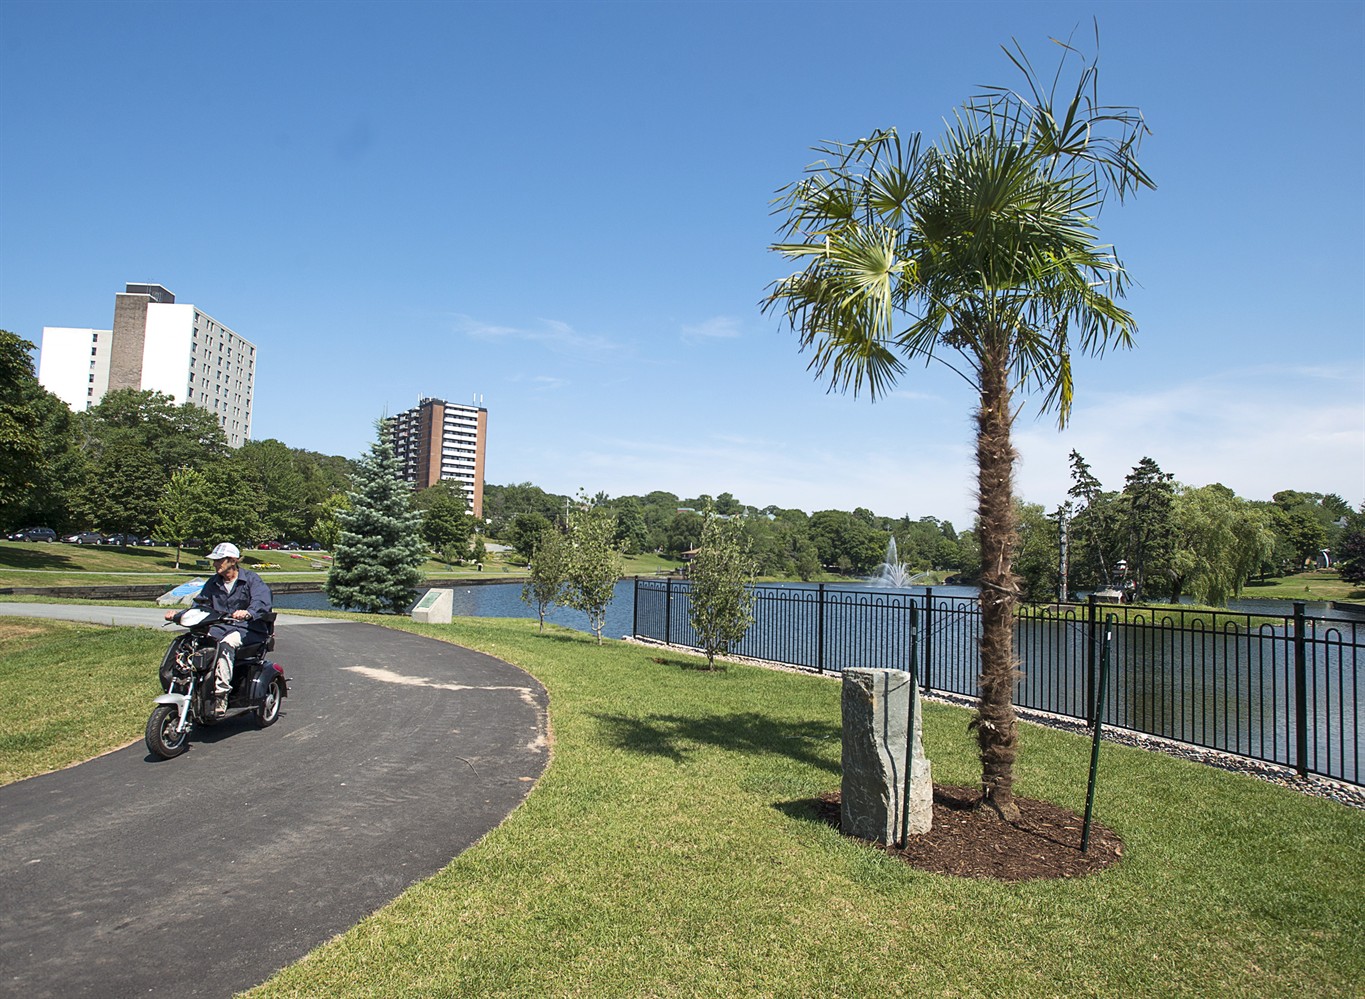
[{"left": 209, "top": 542, "right": 241, "bottom": 560}]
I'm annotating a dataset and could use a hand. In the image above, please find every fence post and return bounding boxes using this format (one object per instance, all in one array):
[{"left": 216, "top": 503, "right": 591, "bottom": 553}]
[
  {"left": 1082, "top": 613, "right": 1115, "bottom": 853},
  {"left": 1293, "top": 600, "right": 1308, "bottom": 778},
  {"left": 632, "top": 576, "right": 639, "bottom": 637},
  {"left": 1086, "top": 595, "right": 1099, "bottom": 726},
  {"left": 665, "top": 576, "right": 673, "bottom": 647},
  {"left": 817, "top": 583, "right": 826, "bottom": 674},
  {"left": 922, "top": 587, "right": 934, "bottom": 694}
]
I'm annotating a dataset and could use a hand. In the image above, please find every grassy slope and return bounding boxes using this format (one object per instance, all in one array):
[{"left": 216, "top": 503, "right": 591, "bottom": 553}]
[
  {"left": 0, "top": 540, "right": 529, "bottom": 589},
  {"left": 248, "top": 616, "right": 1358, "bottom": 998},
  {"left": 3, "top": 614, "right": 1361, "bottom": 996},
  {"left": 0, "top": 619, "right": 168, "bottom": 782}
]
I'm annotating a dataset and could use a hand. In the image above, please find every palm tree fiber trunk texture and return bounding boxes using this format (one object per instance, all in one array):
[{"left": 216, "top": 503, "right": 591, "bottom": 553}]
[{"left": 971, "top": 340, "right": 1022, "bottom": 821}]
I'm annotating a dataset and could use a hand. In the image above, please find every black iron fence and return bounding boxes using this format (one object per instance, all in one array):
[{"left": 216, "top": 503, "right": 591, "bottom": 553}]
[{"left": 631, "top": 578, "right": 1362, "bottom": 786}]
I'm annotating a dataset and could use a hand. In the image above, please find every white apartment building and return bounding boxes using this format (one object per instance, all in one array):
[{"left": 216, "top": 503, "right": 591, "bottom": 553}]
[
  {"left": 388, "top": 396, "right": 488, "bottom": 520},
  {"left": 39, "top": 283, "right": 256, "bottom": 447}
]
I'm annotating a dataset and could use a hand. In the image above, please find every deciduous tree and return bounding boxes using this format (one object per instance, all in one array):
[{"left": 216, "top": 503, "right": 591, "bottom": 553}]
[
  {"left": 156, "top": 466, "right": 206, "bottom": 568},
  {"left": 563, "top": 498, "right": 623, "bottom": 645},
  {"left": 521, "top": 525, "right": 568, "bottom": 630},
  {"left": 416, "top": 479, "right": 473, "bottom": 567},
  {"left": 688, "top": 513, "right": 757, "bottom": 669}
]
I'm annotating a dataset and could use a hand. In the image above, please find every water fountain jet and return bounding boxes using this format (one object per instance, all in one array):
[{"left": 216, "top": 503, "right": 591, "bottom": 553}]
[{"left": 869, "top": 537, "right": 922, "bottom": 588}]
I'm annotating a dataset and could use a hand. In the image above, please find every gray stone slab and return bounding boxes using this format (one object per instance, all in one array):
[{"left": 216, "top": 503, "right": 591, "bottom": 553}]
[{"left": 841, "top": 667, "right": 932, "bottom": 844}]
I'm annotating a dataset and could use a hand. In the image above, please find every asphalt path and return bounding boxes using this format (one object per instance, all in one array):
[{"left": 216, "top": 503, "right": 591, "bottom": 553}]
[{"left": 0, "top": 606, "right": 550, "bottom": 998}]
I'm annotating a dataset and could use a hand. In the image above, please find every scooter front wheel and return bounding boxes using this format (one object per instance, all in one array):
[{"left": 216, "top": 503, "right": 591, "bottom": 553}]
[{"left": 145, "top": 704, "right": 190, "bottom": 759}]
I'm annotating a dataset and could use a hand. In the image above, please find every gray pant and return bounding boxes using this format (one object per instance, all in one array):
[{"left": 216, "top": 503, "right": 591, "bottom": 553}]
[{"left": 214, "top": 631, "right": 242, "bottom": 697}]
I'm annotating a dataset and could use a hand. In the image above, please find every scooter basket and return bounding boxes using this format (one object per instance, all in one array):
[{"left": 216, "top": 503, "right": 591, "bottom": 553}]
[{"left": 189, "top": 647, "right": 218, "bottom": 676}]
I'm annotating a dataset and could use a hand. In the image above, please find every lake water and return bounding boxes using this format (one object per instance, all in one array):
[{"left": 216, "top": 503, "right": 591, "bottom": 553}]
[
  {"left": 274, "top": 578, "right": 1360, "bottom": 635},
  {"left": 274, "top": 579, "right": 642, "bottom": 638}
]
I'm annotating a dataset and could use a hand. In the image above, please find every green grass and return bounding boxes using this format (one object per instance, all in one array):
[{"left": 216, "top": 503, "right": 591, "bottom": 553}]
[
  {"left": 254, "top": 616, "right": 1364, "bottom": 997},
  {"left": 4, "top": 613, "right": 1362, "bottom": 996},
  {"left": 0, "top": 540, "right": 526, "bottom": 589},
  {"left": 0, "top": 618, "right": 168, "bottom": 782},
  {"left": 1240, "top": 569, "right": 1364, "bottom": 604}
]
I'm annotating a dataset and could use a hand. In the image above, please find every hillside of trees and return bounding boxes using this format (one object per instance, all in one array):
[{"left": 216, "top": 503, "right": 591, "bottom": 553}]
[{"left": 4, "top": 330, "right": 1361, "bottom": 600}]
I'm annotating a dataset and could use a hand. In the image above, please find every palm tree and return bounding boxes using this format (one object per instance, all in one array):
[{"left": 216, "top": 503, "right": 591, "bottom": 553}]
[{"left": 765, "top": 37, "right": 1153, "bottom": 820}]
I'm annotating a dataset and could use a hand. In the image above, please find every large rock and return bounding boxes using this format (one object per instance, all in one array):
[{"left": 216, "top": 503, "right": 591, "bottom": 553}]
[{"left": 841, "top": 667, "right": 932, "bottom": 844}]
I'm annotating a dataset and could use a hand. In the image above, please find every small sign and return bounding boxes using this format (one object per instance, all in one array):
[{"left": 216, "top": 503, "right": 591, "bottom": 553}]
[
  {"left": 157, "top": 578, "right": 207, "bottom": 606},
  {"left": 410, "top": 588, "right": 453, "bottom": 625}
]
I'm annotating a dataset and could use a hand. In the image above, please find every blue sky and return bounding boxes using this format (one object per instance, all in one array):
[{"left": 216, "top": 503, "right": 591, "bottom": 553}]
[{"left": 2, "top": 0, "right": 1361, "bottom": 528}]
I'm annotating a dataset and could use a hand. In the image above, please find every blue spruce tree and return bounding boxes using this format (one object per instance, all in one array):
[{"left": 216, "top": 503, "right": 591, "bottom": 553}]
[{"left": 325, "top": 422, "right": 426, "bottom": 614}]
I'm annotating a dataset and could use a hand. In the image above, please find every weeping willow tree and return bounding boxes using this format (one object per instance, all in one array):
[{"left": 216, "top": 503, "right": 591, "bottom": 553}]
[{"left": 765, "top": 34, "right": 1153, "bottom": 820}]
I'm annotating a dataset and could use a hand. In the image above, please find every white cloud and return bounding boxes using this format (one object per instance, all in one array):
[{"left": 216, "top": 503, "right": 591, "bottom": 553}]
[
  {"left": 453, "top": 314, "right": 616, "bottom": 354},
  {"left": 681, "top": 316, "right": 743, "bottom": 341},
  {"left": 1014, "top": 365, "right": 1365, "bottom": 512}
]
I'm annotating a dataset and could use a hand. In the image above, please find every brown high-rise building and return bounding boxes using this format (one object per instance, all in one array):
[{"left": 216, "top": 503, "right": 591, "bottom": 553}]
[{"left": 388, "top": 397, "right": 487, "bottom": 520}]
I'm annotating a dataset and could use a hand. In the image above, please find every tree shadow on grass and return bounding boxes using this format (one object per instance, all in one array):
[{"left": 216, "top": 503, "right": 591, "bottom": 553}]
[
  {"left": 590, "top": 709, "right": 840, "bottom": 773},
  {"left": 0, "top": 546, "right": 79, "bottom": 570}
]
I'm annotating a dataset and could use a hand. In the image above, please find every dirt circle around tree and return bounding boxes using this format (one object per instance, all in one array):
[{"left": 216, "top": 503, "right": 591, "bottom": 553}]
[{"left": 817, "top": 784, "right": 1124, "bottom": 881}]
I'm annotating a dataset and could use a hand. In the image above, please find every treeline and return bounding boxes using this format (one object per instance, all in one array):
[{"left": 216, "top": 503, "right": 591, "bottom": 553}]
[
  {"left": 485, "top": 467, "right": 1365, "bottom": 600},
  {"left": 5, "top": 331, "right": 1362, "bottom": 595},
  {"left": 1011, "top": 452, "right": 1362, "bottom": 605},
  {"left": 485, "top": 483, "right": 968, "bottom": 581},
  {"left": 2, "top": 331, "right": 352, "bottom": 546}
]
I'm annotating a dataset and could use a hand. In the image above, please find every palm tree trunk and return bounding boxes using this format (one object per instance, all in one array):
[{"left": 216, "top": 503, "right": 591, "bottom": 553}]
[{"left": 972, "top": 337, "right": 1022, "bottom": 821}]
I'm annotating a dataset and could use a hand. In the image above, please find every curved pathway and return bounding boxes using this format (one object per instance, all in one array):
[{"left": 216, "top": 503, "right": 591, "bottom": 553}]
[{"left": 0, "top": 608, "right": 549, "bottom": 998}]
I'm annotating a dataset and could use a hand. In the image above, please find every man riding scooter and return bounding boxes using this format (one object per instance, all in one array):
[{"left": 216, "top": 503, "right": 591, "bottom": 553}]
[{"left": 164, "top": 542, "right": 272, "bottom": 717}]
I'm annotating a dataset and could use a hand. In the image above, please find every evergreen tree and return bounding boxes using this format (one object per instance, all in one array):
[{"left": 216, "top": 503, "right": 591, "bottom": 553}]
[
  {"left": 563, "top": 498, "right": 623, "bottom": 645},
  {"left": 521, "top": 525, "right": 568, "bottom": 630},
  {"left": 1119, "top": 457, "right": 1176, "bottom": 600},
  {"left": 326, "top": 424, "right": 426, "bottom": 614},
  {"left": 688, "top": 512, "right": 757, "bottom": 669},
  {"left": 1067, "top": 450, "right": 1119, "bottom": 588}
]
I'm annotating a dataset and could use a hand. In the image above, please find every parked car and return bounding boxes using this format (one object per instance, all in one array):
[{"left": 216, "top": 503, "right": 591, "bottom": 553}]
[
  {"left": 281, "top": 541, "right": 300, "bottom": 550},
  {"left": 103, "top": 533, "right": 144, "bottom": 546},
  {"left": 302, "top": 542, "right": 323, "bottom": 551},
  {"left": 258, "top": 540, "right": 282, "bottom": 550},
  {"left": 64, "top": 531, "right": 105, "bottom": 544},
  {"left": 8, "top": 527, "right": 57, "bottom": 542}
]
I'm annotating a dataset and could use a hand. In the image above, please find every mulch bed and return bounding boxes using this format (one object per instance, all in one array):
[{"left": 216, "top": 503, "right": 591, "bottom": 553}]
[{"left": 815, "top": 784, "right": 1124, "bottom": 881}]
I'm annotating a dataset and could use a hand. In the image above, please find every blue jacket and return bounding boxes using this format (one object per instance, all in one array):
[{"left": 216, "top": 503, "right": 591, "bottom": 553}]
[{"left": 193, "top": 568, "right": 273, "bottom": 644}]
